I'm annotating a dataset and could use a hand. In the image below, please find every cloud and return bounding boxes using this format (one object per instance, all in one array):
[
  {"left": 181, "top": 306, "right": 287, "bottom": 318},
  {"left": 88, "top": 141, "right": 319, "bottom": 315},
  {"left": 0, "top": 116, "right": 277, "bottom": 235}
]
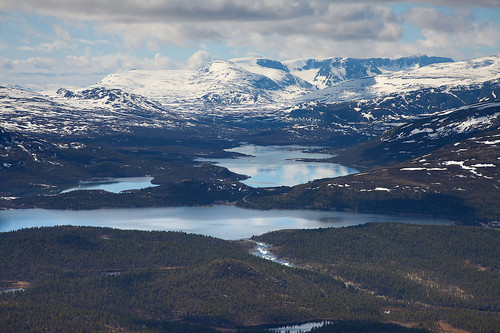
[
  {"left": 0, "top": 48, "right": 215, "bottom": 90},
  {"left": 0, "top": 0, "right": 313, "bottom": 22},
  {"left": 317, "top": 0, "right": 499, "bottom": 7},
  {"left": 1, "top": 0, "right": 499, "bottom": 90},
  {"left": 53, "top": 25, "right": 71, "bottom": 42},
  {"left": 1, "top": 1, "right": 403, "bottom": 42},
  {"left": 267, "top": 4, "right": 403, "bottom": 41},
  {"left": 401, "top": 7, "right": 500, "bottom": 57},
  {"left": 405, "top": 7, "right": 472, "bottom": 34},
  {"left": 39, "top": 40, "right": 73, "bottom": 52},
  {"left": 86, "top": 2, "right": 404, "bottom": 54},
  {"left": 186, "top": 50, "right": 212, "bottom": 69},
  {"left": 3, "top": 0, "right": 496, "bottom": 58}
]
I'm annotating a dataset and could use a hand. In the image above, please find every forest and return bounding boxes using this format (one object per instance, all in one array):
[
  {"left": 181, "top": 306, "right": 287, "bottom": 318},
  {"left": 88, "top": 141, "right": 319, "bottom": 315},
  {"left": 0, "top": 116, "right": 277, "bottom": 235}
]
[
  {"left": 254, "top": 223, "right": 500, "bottom": 332},
  {"left": 0, "top": 224, "right": 498, "bottom": 332}
]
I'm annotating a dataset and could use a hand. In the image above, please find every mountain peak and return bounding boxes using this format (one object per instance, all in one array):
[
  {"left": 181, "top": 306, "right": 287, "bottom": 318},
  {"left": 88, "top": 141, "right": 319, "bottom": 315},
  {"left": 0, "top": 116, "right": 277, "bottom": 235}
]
[{"left": 285, "top": 55, "right": 454, "bottom": 89}]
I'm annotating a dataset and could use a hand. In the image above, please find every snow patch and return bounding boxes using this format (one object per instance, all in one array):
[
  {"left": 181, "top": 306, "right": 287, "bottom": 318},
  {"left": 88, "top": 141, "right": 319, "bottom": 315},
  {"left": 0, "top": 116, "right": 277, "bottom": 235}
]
[
  {"left": 374, "top": 187, "right": 391, "bottom": 192},
  {"left": 471, "top": 164, "right": 495, "bottom": 168}
]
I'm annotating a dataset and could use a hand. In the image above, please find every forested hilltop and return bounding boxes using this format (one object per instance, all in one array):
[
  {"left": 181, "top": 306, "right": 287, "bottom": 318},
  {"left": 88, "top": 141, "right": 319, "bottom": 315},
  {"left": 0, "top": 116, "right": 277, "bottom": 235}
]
[
  {"left": 0, "top": 224, "right": 498, "bottom": 332},
  {"left": 254, "top": 223, "right": 500, "bottom": 333}
]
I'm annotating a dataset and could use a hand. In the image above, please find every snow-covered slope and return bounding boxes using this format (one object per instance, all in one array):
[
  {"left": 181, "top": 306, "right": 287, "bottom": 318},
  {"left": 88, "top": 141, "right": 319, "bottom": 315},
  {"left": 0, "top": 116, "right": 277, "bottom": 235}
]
[
  {"left": 53, "top": 55, "right": 462, "bottom": 115},
  {"left": 3, "top": 55, "right": 499, "bottom": 141},
  {"left": 96, "top": 70, "right": 192, "bottom": 107},
  {"left": 190, "top": 59, "right": 302, "bottom": 105},
  {"left": 94, "top": 56, "right": 452, "bottom": 109},
  {"left": 56, "top": 86, "right": 176, "bottom": 117},
  {"left": 383, "top": 100, "right": 500, "bottom": 144},
  {"left": 298, "top": 56, "right": 500, "bottom": 104},
  {"left": 0, "top": 86, "right": 184, "bottom": 137},
  {"left": 285, "top": 56, "right": 453, "bottom": 89},
  {"left": 95, "top": 57, "right": 315, "bottom": 109},
  {"left": 231, "top": 57, "right": 313, "bottom": 89},
  {"left": 330, "top": 98, "right": 500, "bottom": 168}
]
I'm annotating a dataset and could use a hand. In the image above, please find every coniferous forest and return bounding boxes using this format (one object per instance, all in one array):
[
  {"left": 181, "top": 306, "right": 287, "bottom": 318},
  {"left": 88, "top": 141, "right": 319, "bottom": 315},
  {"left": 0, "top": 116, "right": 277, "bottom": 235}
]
[{"left": 0, "top": 224, "right": 498, "bottom": 332}]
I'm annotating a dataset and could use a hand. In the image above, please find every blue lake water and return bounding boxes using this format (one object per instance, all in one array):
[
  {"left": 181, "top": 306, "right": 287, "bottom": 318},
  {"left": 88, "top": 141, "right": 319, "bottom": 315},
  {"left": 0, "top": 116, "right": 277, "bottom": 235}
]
[
  {"left": 198, "top": 144, "right": 358, "bottom": 187},
  {"left": 59, "top": 145, "right": 355, "bottom": 193},
  {"left": 0, "top": 206, "right": 449, "bottom": 240},
  {"left": 1, "top": 144, "right": 450, "bottom": 239},
  {"left": 61, "top": 176, "right": 157, "bottom": 193}
]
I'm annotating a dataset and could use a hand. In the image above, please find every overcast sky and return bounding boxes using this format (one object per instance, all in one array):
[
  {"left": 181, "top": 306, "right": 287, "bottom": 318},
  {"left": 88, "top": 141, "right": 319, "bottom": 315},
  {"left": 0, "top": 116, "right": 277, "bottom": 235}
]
[{"left": 1, "top": 0, "right": 499, "bottom": 90}]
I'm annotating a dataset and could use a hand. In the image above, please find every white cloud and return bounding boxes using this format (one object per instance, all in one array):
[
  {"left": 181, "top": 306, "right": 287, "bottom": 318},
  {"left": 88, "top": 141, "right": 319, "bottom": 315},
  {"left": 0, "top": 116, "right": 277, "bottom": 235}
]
[
  {"left": 2, "top": 1, "right": 497, "bottom": 59},
  {"left": 0, "top": 49, "right": 215, "bottom": 89},
  {"left": 39, "top": 40, "right": 72, "bottom": 52},
  {"left": 405, "top": 7, "right": 472, "bottom": 34},
  {"left": 186, "top": 50, "right": 212, "bottom": 69},
  {"left": 316, "top": 0, "right": 499, "bottom": 7},
  {"left": 0, "top": 0, "right": 313, "bottom": 22},
  {"left": 1, "top": 0, "right": 499, "bottom": 89},
  {"left": 84, "top": 2, "right": 404, "bottom": 56},
  {"left": 2, "top": 1, "right": 404, "bottom": 44},
  {"left": 401, "top": 7, "right": 500, "bottom": 58}
]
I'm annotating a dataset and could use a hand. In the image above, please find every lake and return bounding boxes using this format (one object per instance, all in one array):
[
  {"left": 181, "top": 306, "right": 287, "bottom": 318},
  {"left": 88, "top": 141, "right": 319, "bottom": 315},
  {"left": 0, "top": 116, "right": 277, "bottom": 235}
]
[
  {"left": 198, "top": 144, "right": 358, "bottom": 187},
  {"left": 0, "top": 206, "right": 449, "bottom": 240},
  {"left": 1, "top": 144, "right": 449, "bottom": 239},
  {"left": 61, "top": 176, "right": 157, "bottom": 193},
  {"left": 58, "top": 145, "right": 355, "bottom": 193}
]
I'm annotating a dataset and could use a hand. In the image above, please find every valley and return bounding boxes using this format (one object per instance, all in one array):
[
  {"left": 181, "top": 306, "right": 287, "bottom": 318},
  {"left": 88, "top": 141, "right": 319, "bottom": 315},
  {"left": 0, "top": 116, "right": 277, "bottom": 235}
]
[
  {"left": 1, "top": 55, "right": 499, "bottom": 226},
  {"left": 1, "top": 54, "right": 499, "bottom": 332}
]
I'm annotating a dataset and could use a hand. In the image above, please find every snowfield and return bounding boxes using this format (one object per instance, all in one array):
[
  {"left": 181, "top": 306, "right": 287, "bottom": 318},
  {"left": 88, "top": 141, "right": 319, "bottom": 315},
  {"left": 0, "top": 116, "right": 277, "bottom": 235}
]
[
  {"left": 1, "top": 55, "right": 499, "bottom": 138},
  {"left": 297, "top": 56, "right": 500, "bottom": 104}
]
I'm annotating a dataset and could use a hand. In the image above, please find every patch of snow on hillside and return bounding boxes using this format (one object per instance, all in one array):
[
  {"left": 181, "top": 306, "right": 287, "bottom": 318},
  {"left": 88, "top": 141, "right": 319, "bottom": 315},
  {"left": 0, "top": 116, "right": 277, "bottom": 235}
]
[{"left": 374, "top": 187, "right": 391, "bottom": 192}]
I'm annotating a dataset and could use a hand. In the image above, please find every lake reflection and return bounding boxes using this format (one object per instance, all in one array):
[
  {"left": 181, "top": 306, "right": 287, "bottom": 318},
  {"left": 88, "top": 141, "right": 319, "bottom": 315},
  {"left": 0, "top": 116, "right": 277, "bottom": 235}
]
[
  {"left": 0, "top": 206, "right": 449, "bottom": 240},
  {"left": 61, "top": 177, "right": 157, "bottom": 193},
  {"left": 198, "top": 145, "right": 357, "bottom": 187}
]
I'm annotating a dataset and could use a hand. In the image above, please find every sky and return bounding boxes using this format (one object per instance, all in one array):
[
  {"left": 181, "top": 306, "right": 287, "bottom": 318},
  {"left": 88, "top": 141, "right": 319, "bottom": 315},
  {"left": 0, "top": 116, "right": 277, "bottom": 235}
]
[{"left": 1, "top": 0, "right": 500, "bottom": 91}]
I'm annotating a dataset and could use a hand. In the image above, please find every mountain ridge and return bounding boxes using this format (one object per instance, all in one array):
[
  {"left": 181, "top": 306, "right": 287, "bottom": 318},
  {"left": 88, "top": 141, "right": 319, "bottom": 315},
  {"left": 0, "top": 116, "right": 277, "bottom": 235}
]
[{"left": 285, "top": 55, "right": 454, "bottom": 89}]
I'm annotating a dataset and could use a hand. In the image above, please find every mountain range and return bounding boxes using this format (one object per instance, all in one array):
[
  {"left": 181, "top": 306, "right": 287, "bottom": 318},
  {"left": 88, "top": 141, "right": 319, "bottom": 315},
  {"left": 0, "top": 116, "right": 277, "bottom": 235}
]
[
  {"left": 1, "top": 55, "right": 499, "bottom": 141},
  {"left": 1, "top": 54, "right": 499, "bottom": 225}
]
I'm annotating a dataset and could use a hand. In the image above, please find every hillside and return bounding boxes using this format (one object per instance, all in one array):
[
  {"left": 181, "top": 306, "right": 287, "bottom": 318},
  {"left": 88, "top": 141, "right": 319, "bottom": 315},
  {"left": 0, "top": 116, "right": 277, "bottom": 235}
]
[
  {"left": 332, "top": 99, "right": 500, "bottom": 168},
  {"left": 241, "top": 102, "right": 500, "bottom": 225},
  {"left": 1, "top": 224, "right": 498, "bottom": 332},
  {"left": 253, "top": 223, "right": 500, "bottom": 333},
  {"left": 1, "top": 56, "right": 498, "bottom": 145},
  {"left": 285, "top": 56, "right": 453, "bottom": 89},
  {"left": 0, "top": 226, "right": 432, "bottom": 332}
]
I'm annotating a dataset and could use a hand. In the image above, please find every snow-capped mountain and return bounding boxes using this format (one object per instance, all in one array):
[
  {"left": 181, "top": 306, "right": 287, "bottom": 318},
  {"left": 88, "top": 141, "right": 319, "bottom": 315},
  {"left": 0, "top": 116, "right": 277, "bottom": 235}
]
[
  {"left": 333, "top": 99, "right": 500, "bottom": 168},
  {"left": 2, "top": 55, "right": 499, "bottom": 143},
  {"left": 56, "top": 86, "right": 176, "bottom": 117},
  {"left": 96, "top": 57, "right": 314, "bottom": 109},
  {"left": 297, "top": 56, "right": 500, "bottom": 104},
  {"left": 0, "top": 85, "right": 185, "bottom": 137},
  {"left": 285, "top": 56, "right": 453, "bottom": 89},
  {"left": 288, "top": 55, "right": 500, "bottom": 124},
  {"left": 85, "top": 55, "right": 456, "bottom": 110},
  {"left": 191, "top": 59, "right": 313, "bottom": 105}
]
